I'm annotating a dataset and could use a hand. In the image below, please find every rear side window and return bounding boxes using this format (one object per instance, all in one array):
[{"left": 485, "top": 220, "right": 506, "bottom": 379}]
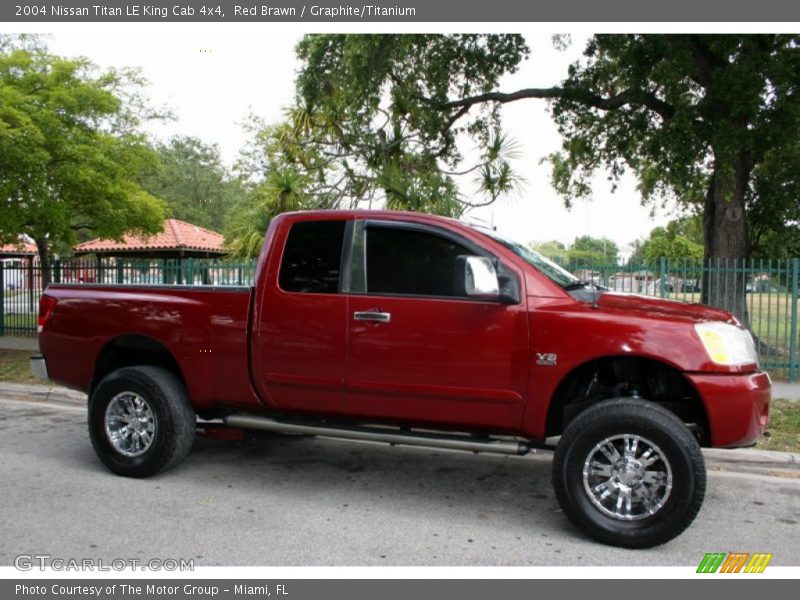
[{"left": 279, "top": 220, "right": 345, "bottom": 293}]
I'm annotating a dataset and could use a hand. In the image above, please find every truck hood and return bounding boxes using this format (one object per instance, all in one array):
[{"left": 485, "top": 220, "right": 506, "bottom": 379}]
[{"left": 595, "top": 292, "right": 736, "bottom": 324}]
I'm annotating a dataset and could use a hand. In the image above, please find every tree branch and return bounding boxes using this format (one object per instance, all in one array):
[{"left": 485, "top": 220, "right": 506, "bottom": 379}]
[
  {"left": 443, "top": 105, "right": 470, "bottom": 132},
  {"left": 439, "top": 86, "right": 676, "bottom": 121}
]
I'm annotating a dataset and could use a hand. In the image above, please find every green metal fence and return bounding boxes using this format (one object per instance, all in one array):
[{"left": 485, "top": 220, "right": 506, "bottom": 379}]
[
  {"left": 0, "top": 258, "right": 257, "bottom": 338},
  {"left": 2, "top": 256, "right": 799, "bottom": 381}
]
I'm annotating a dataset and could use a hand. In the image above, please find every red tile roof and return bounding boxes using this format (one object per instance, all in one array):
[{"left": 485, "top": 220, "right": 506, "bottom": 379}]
[
  {"left": 0, "top": 241, "right": 37, "bottom": 256},
  {"left": 74, "top": 219, "right": 226, "bottom": 255}
]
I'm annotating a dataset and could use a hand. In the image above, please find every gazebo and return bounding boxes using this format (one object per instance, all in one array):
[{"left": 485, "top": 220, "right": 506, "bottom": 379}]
[
  {"left": 0, "top": 241, "right": 38, "bottom": 260},
  {"left": 73, "top": 219, "right": 228, "bottom": 285}
]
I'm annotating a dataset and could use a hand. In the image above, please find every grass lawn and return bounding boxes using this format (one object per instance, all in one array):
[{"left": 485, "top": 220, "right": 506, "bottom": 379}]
[
  {"left": 758, "top": 399, "right": 800, "bottom": 453},
  {"left": 0, "top": 347, "right": 798, "bottom": 452},
  {"left": 0, "top": 349, "right": 46, "bottom": 385}
]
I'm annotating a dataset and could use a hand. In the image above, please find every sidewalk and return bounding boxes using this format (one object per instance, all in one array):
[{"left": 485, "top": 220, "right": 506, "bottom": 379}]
[
  {"left": 0, "top": 336, "right": 38, "bottom": 352},
  {"left": 771, "top": 381, "right": 800, "bottom": 401}
]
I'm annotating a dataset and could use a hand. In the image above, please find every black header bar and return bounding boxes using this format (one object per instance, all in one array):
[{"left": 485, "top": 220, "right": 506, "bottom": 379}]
[{"left": 4, "top": 0, "right": 800, "bottom": 22}]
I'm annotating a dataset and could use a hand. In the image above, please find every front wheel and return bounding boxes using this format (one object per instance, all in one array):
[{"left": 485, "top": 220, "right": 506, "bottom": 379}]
[
  {"left": 552, "top": 398, "right": 706, "bottom": 548},
  {"left": 88, "top": 366, "right": 195, "bottom": 478}
]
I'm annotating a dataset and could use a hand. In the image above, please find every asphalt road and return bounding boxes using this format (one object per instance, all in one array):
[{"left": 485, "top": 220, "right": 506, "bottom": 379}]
[{"left": 1, "top": 397, "right": 799, "bottom": 567}]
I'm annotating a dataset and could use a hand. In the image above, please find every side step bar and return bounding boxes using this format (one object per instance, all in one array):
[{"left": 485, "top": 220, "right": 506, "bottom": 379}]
[{"left": 224, "top": 414, "right": 532, "bottom": 456}]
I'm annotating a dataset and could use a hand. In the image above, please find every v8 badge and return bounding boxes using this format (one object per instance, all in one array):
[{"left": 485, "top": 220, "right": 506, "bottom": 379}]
[{"left": 535, "top": 352, "right": 557, "bottom": 366}]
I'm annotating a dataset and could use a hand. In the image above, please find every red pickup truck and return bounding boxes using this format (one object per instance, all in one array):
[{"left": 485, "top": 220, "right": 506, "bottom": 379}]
[{"left": 32, "top": 210, "right": 770, "bottom": 548}]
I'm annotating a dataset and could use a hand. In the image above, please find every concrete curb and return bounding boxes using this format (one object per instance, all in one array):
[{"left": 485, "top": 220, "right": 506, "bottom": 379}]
[
  {"left": 703, "top": 447, "right": 799, "bottom": 465},
  {"left": 703, "top": 448, "right": 800, "bottom": 479},
  {"left": 0, "top": 381, "right": 86, "bottom": 406}
]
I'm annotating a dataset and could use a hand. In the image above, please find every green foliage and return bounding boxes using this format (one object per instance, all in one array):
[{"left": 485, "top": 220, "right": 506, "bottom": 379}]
[
  {"left": 642, "top": 228, "right": 704, "bottom": 263},
  {"left": 530, "top": 240, "right": 568, "bottom": 262},
  {"left": 569, "top": 235, "right": 619, "bottom": 265},
  {"left": 0, "top": 36, "right": 166, "bottom": 266},
  {"left": 141, "top": 136, "right": 244, "bottom": 232},
  {"left": 747, "top": 138, "right": 800, "bottom": 259},
  {"left": 290, "top": 35, "right": 529, "bottom": 214},
  {"left": 665, "top": 215, "right": 704, "bottom": 246},
  {"left": 639, "top": 215, "right": 705, "bottom": 262},
  {"left": 627, "top": 238, "right": 647, "bottom": 264},
  {"left": 225, "top": 122, "right": 321, "bottom": 258},
  {"left": 531, "top": 236, "right": 618, "bottom": 266}
]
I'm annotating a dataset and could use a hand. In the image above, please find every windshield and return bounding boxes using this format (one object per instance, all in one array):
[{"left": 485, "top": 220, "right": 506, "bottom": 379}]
[{"left": 475, "top": 227, "right": 581, "bottom": 289}]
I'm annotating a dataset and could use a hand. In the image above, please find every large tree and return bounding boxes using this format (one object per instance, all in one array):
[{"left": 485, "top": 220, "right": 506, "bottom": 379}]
[
  {"left": 541, "top": 35, "right": 800, "bottom": 312},
  {"left": 0, "top": 37, "right": 166, "bottom": 282},
  {"left": 288, "top": 34, "right": 800, "bottom": 318}
]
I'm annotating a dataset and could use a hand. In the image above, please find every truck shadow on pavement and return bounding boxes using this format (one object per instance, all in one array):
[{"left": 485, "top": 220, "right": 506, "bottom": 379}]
[{"left": 185, "top": 431, "right": 574, "bottom": 534}]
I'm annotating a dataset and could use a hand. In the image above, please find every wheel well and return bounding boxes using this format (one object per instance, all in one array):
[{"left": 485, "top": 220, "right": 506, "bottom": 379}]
[
  {"left": 545, "top": 356, "right": 710, "bottom": 445},
  {"left": 92, "top": 336, "right": 185, "bottom": 395}
]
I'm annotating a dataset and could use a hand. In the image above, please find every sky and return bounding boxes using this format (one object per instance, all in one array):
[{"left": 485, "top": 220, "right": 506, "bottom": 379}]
[{"left": 41, "top": 30, "right": 680, "bottom": 259}]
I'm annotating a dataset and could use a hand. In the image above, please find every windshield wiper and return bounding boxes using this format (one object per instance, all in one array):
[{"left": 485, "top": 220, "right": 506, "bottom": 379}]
[
  {"left": 562, "top": 280, "right": 591, "bottom": 291},
  {"left": 563, "top": 280, "right": 608, "bottom": 292}
]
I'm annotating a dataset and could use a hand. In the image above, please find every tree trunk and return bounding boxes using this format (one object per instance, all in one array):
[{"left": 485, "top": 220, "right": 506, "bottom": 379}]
[
  {"left": 700, "top": 150, "right": 752, "bottom": 325},
  {"left": 35, "top": 237, "right": 51, "bottom": 289}
]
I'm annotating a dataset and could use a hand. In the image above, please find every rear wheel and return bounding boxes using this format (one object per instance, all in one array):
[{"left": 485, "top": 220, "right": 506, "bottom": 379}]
[
  {"left": 552, "top": 398, "right": 705, "bottom": 548},
  {"left": 88, "top": 366, "right": 195, "bottom": 478}
]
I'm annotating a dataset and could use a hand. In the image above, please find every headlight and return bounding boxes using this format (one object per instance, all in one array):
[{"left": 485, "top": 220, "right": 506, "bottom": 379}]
[{"left": 694, "top": 322, "right": 758, "bottom": 366}]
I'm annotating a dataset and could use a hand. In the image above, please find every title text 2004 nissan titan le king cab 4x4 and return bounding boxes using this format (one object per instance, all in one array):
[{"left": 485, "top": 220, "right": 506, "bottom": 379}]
[{"left": 32, "top": 210, "right": 771, "bottom": 548}]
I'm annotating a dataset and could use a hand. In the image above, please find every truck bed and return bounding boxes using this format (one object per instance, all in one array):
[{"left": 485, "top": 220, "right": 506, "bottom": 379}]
[{"left": 39, "top": 284, "right": 258, "bottom": 412}]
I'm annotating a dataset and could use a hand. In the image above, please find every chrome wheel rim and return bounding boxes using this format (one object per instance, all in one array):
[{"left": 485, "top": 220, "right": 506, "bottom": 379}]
[
  {"left": 104, "top": 392, "right": 157, "bottom": 457},
  {"left": 582, "top": 434, "right": 673, "bottom": 521}
]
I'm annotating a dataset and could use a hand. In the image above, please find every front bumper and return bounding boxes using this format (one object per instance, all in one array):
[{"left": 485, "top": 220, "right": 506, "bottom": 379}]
[
  {"left": 686, "top": 371, "right": 771, "bottom": 448},
  {"left": 29, "top": 354, "right": 49, "bottom": 382}
]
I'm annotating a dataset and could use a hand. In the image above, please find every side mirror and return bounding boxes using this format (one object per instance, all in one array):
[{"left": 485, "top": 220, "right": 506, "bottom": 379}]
[{"left": 457, "top": 256, "right": 500, "bottom": 298}]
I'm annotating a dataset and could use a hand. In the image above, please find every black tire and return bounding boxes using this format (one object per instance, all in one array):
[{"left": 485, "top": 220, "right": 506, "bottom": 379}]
[
  {"left": 552, "top": 398, "right": 705, "bottom": 548},
  {"left": 88, "top": 366, "right": 195, "bottom": 478}
]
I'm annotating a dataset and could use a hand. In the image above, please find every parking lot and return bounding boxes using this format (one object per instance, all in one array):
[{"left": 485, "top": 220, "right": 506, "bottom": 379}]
[{"left": 1, "top": 396, "right": 799, "bottom": 567}]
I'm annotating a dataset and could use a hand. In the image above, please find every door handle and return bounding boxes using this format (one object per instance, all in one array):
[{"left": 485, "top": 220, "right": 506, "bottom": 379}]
[{"left": 353, "top": 311, "right": 391, "bottom": 323}]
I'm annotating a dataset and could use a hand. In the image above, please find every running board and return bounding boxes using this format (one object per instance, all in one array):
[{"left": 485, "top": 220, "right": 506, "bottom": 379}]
[{"left": 224, "top": 414, "right": 532, "bottom": 456}]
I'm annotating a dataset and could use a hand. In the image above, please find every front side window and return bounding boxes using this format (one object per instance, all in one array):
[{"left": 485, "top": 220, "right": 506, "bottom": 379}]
[
  {"left": 363, "top": 226, "right": 473, "bottom": 297},
  {"left": 279, "top": 220, "right": 345, "bottom": 293}
]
